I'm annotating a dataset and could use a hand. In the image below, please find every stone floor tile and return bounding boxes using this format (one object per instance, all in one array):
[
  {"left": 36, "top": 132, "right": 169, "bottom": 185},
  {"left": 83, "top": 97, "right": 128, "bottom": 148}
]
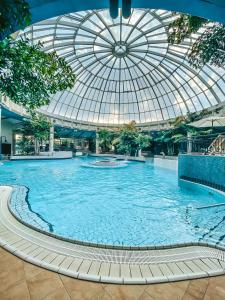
[
  {"left": 23, "top": 262, "right": 44, "bottom": 280},
  {"left": 104, "top": 284, "right": 146, "bottom": 300},
  {"left": 139, "top": 291, "right": 154, "bottom": 300},
  {"left": 2, "top": 246, "right": 225, "bottom": 300},
  {"left": 203, "top": 276, "right": 225, "bottom": 300},
  {"left": 145, "top": 281, "right": 189, "bottom": 300},
  {"left": 0, "top": 246, "right": 8, "bottom": 257},
  {"left": 0, "top": 250, "right": 23, "bottom": 269},
  {"left": 61, "top": 276, "right": 105, "bottom": 300},
  {"left": 182, "top": 278, "right": 209, "bottom": 300},
  {"left": 0, "top": 259, "right": 25, "bottom": 293},
  {"left": 0, "top": 280, "right": 30, "bottom": 300},
  {"left": 27, "top": 269, "right": 64, "bottom": 300},
  {"left": 42, "top": 287, "right": 71, "bottom": 300}
]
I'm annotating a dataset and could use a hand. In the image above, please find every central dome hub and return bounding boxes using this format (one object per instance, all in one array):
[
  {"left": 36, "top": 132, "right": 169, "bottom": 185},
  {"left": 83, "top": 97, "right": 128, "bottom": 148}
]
[{"left": 113, "top": 43, "right": 128, "bottom": 58}]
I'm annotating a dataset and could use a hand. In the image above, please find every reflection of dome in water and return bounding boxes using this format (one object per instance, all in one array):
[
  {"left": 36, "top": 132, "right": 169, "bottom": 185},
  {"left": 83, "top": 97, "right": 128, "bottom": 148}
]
[{"left": 82, "top": 160, "right": 128, "bottom": 168}]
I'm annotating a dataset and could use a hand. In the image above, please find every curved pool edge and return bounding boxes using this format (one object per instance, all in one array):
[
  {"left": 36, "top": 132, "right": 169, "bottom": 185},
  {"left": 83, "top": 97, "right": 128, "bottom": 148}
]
[
  {"left": 1, "top": 185, "right": 225, "bottom": 284},
  {"left": 6, "top": 182, "right": 225, "bottom": 251}
]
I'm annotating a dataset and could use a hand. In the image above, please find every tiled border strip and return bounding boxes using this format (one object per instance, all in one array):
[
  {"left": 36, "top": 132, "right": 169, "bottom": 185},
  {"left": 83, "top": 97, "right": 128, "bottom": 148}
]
[
  {"left": 1, "top": 186, "right": 225, "bottom": 284},
  {"left": 180, "top": 176, "right": 225, "bottom": 193},
  {"left": 9, "top": 185, "right": 54, "bottom": 233}
]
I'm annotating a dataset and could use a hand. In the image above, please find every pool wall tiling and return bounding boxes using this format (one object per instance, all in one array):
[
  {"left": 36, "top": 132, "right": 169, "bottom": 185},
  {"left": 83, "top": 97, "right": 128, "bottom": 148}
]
[
  {"left": 179, "top": 154, "right": 225, "bottom": 190},
  {"left": 6, "top": 181, "right": 225, "bottom": 250},
  {"left": 9, "top": 185, "right": 53, "bottom": 232}
]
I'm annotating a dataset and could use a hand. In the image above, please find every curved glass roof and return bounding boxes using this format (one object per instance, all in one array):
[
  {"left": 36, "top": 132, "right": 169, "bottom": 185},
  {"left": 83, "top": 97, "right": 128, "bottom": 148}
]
[{"left": 19, "top": 9, "right": 225, "bottom": 125}]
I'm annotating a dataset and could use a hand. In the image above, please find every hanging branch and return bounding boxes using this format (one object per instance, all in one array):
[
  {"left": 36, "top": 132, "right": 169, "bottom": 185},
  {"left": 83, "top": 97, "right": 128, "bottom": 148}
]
[
  {"left": 0, "top": 38, "right": 76, "bottom": 110},
  {"left": 168, "top": 12, "right": 225, "bottom": 68},
  {"left": 0, "top": 0, "right": 31, "bottom": 40},
  {"left": 168, "top": 13, "right": 207, "bottom": 44},
  {"left": 189, "top": 24, "right": 225, "bottom": 68}
]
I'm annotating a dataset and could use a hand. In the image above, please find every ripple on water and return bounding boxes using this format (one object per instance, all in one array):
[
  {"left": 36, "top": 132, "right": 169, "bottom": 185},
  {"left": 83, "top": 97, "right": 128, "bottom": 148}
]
[{"left": 1, "top": 157, "right": 225, "bottom": 247}]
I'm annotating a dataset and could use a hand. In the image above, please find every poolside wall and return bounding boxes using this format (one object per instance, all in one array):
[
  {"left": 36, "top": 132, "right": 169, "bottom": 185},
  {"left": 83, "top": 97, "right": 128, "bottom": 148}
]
[
  {"left": 178, "top": 154, "right": 225, "bottom": 190},
  {"left": 153, "top": 156, "right": 178, "bottom": 171},
  {"left": 1, "top": 119, "right": 14, "bottom": 154}
]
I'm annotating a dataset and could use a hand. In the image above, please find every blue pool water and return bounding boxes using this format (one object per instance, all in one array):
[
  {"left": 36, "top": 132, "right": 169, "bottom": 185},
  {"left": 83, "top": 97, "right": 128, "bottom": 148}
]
[{"left": 1, "top": 157, "right": 225, "bottom": 247}]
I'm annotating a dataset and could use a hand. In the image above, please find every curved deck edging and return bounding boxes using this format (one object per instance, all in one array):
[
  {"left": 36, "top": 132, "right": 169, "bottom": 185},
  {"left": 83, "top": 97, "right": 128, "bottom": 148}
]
[
  {"left": 6, "top": 182, "right": 225, "bottom": 251},
  {"left": 1, "top": 185, "right": 225, "bottom": 284}
]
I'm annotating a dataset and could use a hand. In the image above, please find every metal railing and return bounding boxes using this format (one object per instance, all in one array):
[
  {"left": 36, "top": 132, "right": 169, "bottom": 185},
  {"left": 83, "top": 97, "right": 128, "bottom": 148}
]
[{"left": 179, "top": 132, "right": 225, "bottom": 155}]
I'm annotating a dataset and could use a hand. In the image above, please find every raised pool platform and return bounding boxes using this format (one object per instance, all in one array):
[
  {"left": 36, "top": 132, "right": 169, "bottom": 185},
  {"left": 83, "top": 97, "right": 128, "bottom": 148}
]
[
  {"left": 179, "top": 154, "right": 225, "bottom": 192},
  {"left": 11, "top": 151, "right": 73, "bottom": 160},
  {"left": 1, "top": 185, "right": 225, "bottom": 284}
]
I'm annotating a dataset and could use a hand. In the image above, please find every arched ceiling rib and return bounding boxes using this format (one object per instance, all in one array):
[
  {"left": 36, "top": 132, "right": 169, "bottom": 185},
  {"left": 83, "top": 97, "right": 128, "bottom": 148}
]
[{"left": 19, "top": 9, "right": 225, "bottom": 125}]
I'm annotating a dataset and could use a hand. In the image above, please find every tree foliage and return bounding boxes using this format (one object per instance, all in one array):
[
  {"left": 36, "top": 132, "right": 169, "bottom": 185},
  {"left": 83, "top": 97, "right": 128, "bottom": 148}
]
[
  {"left": 0, "top": 0, "right": 31, "bottom": 40},
  {"left": 0, "top": 38, "right": 76, "bottom": 110},
  {"left": 168, "top": 14, "right": 207, "bottom": 44},
  {"left": 189, "top": 24, "right": 225, "bottom": 68},
  {"left": 97, "top": 121, "right": 152, "bottom": 155},
  {"left": 168, "top": 13, "right": 225, "bottom": 68},
  {"left": 98, "top": 129, "right": 115, "bottom": 153},
  {"left": 155, "top": 114, "right": 212, "bottom": 145},
  {"left": 116, "top": 125, "right": 138, "bottom": 155},
  {"left": 113, "top": 121, "right": 151, "bottom": 155},
  {"left": 22, "top": 113, "right": 51, "bottom": 143},
  {"left": 135, "top": 134, "right": 152, "bottom": 150}
]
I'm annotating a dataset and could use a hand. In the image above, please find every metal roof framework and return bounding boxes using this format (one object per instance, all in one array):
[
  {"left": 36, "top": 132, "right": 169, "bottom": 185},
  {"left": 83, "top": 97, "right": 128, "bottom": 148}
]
[{"left": 18, "top": 8, "right": 225, "bottom": 127}]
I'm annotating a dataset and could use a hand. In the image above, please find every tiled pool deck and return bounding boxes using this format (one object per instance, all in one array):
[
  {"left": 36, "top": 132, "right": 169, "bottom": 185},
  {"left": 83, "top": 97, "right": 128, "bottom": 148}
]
[
  {"left": 1, "top": 186, "right": 225, "bottom": 285},
  {"left": 1, "top": 246, "right": 225, "bottom": 300}
]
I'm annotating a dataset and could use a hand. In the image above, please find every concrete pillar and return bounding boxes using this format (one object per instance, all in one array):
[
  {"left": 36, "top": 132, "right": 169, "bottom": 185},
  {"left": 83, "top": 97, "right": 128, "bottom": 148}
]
[
  {"left": 49, "top": 123, "right": 54, "bottom": 155},
  {"left": 81, "top": 139, "right": 85, "bottom": 150},
  {"left": 95, "top": 131, "right": 100, "bottom": 154},
  {"left": 187, "top": 132, "right": 192, "bottom": 154},
  {"left": 138, "top": 149, "right": 142, "bottom": 157},
  {"left": 34, "top": 139, "right": 40, "bottom": 155}
]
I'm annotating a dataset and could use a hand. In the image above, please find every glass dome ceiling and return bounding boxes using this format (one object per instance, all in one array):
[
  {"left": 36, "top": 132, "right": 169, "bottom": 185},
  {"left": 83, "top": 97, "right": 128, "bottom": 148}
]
[{"left": 19, "top": 9, "right": 225, "bottom": 126}]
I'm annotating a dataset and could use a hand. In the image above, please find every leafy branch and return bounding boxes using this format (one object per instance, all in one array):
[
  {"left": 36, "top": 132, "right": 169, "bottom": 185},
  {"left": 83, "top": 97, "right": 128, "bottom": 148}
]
[
  {"left": 22, "top": 113, "right": 51, "bottom": 144},
  {"left": 189, "top": 24, "right": 225, "bottom": 68},
  {"left": 168, "top": 14, "right": 207, "bottom": 44},
  {"left": 0, "top": 0, "right": 31, "bottom": 40},
  {"left": 168, "top": 13, "right": 225, "bottom": 68},
  {"left": 0, "top": 38, "right": 76, "bottom": 110}
]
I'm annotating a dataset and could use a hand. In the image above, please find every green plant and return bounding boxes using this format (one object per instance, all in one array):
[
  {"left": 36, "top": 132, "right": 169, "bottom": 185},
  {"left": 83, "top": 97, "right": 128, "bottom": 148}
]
[
  {"left": 0, "top": 0, "right": 31, "bottom": 40},
  {"left": 168, "top": 13, "right": 225, "bottom": 68},
  {"left": 16, "top": 135, "right": 34, "bottom": 154},
  {"left": 22, "top": 113, "right": 51, "bottom": 154},
  {"left": 189, "top": 24, "right": 225, "bottom": 68},
  {"left": 114, "top": 121, "right": 138, "bottom": 155},
  {"left": 113, "top": 121, "right": 151, "bottom": 156},
  {"left": 97, "top": 129, "right": 115, "bottom": 153},
  {"left": 135, "top": 134, "right": 151, "bottom": 151},
  {"left": 154, "top": 114, "right": 212, "bottom": 155},
  {"left": 0, "top": 38, "right": 76, "bottom": 110},
  {"left": 168, "top": 14, "right": 207, "bottom": 44}
]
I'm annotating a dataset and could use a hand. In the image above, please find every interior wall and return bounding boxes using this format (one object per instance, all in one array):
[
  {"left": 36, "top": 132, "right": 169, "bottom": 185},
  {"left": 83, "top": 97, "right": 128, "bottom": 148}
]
[
  {"left": 153, "top": 156, "right": 178, "bottom": 171},
  {"left": 1, "top": 119, "right": 14, "bottom": 154}
]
